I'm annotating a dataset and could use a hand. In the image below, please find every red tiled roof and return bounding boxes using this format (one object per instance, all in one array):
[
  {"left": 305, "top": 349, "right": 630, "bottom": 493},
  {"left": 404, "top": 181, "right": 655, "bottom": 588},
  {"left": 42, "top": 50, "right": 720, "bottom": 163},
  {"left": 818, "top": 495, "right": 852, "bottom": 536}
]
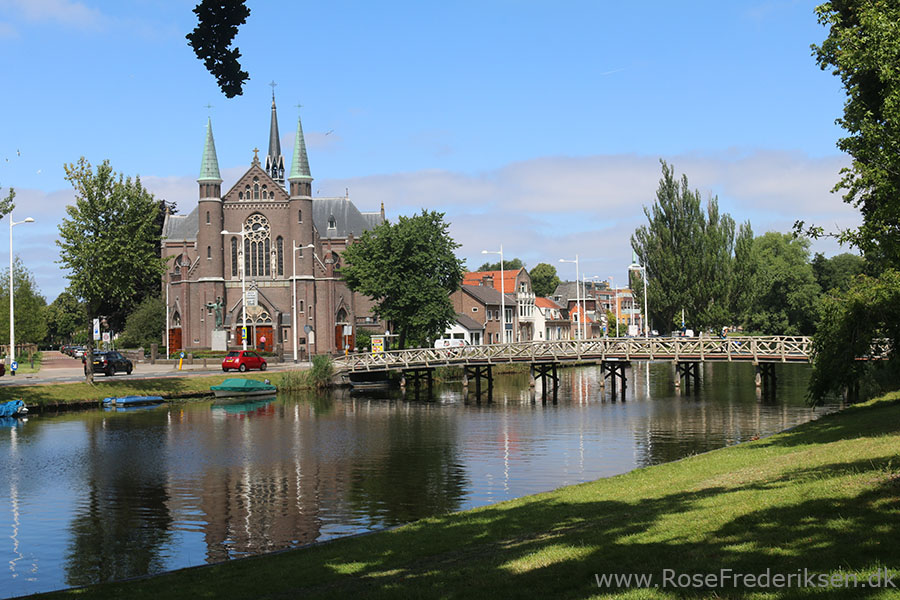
[
  {"left": 462, "top": 269, "right": 523, "bottom": 293},
  {"left": 535, "top": 297, "right": 561, "bottom": 309}
]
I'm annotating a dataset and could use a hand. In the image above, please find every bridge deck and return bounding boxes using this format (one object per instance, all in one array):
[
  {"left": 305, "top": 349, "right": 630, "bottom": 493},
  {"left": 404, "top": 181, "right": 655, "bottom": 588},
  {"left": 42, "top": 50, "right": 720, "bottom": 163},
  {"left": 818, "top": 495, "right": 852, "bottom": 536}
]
[{"left": 333, "top": 336, "right": 813, "bottom": 374}]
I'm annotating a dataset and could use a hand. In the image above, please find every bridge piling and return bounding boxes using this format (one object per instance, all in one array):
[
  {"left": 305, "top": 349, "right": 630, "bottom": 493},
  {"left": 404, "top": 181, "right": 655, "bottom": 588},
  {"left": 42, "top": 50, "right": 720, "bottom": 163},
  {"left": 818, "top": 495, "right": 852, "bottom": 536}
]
[{"left": 601, "top": 361, "right": 628, "bottom": 400}]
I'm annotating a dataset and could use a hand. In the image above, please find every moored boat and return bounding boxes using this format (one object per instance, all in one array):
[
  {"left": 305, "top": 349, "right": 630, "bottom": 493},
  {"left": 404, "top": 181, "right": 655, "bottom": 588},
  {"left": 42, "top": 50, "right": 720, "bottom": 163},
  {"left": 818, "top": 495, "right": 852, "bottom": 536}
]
[
  {"left": 0, "top": 399, "right": 27, "bottom": 417},
  {"left": 102, "top": 395, "right": 165, "bottom": 406},
  {"left": 210, "top": 377, "right": 277, "bottom": 398}
]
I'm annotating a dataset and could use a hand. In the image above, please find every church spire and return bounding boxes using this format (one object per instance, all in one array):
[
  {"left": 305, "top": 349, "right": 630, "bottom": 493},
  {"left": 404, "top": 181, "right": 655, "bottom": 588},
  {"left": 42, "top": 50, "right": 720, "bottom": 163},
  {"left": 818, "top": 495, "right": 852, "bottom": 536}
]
[
  {"left": 265, "top": 83, "right": 285, "bottom": 185},
  {"left": 198, "top": 117, "right": 221, "bottom": 183},
  {"left": 288, "top": 112, "right": 313, "bottom": 197}
]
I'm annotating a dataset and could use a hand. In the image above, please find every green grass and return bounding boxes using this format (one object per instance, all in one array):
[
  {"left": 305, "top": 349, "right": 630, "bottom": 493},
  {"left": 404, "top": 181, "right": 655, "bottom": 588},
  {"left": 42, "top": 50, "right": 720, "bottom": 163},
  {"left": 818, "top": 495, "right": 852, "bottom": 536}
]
[
  {"left": 8, "top": 351, "right": 42, "bottom": 374},
  {"left": 34, "top": 392, "right": 900, "bottom": 599},
  {"left": 0, "top": 368, "right": 313, "bottom": 409}
]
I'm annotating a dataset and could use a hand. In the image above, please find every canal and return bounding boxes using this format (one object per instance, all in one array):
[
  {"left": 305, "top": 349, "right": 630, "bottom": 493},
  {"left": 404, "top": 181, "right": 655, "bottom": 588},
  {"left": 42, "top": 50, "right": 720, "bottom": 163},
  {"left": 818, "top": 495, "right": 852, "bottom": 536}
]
[{"left": 1, "top": 362, "right": 840, "bottom": 597}]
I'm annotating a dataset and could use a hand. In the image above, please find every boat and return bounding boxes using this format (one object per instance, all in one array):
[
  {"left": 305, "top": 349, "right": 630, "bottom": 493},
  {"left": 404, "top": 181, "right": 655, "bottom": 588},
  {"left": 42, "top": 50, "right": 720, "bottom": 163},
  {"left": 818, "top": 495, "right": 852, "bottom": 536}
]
[
  {"left": 348, "top": 371, "right": 392, "bottom": 390},
  {"left": 102, "top": 395, "right": 165, "bottom": 406},
  {"left": 0, "top": 399, "right": 27, "bottom": 417},
  {"left": 210, "top": 378, "right": 277, "bottom": 398}
]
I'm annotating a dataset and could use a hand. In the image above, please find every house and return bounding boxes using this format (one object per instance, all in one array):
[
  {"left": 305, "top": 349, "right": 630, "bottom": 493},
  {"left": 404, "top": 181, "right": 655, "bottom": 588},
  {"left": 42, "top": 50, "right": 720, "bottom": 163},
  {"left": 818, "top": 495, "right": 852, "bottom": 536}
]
[
  {"left": 440, "top": 313, "right": 486, "bottom": 346},
  {"left": 534, "top": 297, "right": 571, "bottom": 341},
  {"left": 450, "top": 283, "right": 512, "bottom": 344},
  {"left": 462, "top": 268, "right": 535, "bottom": 342}
]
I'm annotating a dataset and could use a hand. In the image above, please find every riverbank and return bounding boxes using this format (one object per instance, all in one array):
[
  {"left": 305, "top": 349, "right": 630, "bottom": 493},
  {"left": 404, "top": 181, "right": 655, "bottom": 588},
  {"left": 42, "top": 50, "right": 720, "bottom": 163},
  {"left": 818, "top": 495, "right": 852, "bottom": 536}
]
[
  {"left": 0, "top": 369, "right": 310, "bottom": 411},
  {"left": 35, "top": 391, "right": 900, "bottom": 599}
]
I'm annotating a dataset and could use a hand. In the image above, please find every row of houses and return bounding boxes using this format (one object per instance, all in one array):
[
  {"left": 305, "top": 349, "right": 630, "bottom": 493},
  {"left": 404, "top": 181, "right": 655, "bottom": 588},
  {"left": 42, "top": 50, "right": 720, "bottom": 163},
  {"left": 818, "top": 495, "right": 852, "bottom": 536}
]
[{"left": 441, "top": 268, "right": 644, "bottom": 347}]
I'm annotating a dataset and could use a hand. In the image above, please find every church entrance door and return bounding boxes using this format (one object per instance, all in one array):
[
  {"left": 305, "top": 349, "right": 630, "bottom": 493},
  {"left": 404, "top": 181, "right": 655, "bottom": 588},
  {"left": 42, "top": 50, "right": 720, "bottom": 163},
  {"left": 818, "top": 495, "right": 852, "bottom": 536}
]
[
  {"left": 168, "top": 328, "right": 182, "bottom": 355},
  {"left": 256, "top": 326, "right": 274, "bottom": 352}
]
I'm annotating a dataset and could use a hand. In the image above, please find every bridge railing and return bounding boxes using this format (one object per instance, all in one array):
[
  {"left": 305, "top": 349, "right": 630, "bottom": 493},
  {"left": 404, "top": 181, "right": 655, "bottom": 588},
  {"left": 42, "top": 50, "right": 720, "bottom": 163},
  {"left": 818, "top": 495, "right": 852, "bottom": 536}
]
[{"left": 333, "top": 336, "right": 814, "bottom": 373}]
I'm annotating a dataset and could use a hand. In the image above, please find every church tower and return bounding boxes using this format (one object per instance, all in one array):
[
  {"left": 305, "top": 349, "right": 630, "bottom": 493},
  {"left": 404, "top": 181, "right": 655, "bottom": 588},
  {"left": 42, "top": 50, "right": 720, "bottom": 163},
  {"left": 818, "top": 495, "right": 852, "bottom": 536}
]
[
  {"left": 197, "top": 118, "right": 224, "bottom": 279},
  {"left": 265, "top": 91, "right": 285, "bottom": 186}
]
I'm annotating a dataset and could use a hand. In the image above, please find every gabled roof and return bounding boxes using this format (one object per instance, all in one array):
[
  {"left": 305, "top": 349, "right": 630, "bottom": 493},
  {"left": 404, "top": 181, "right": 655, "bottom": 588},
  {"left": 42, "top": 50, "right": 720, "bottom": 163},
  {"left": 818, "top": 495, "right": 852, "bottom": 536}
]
[
  {"left": 535, "top": 297, "right": 562, "bottom": 309},
  {"left": 462, "top": 268, "right": 525, "bottom": 293},
  {"left": 163, "top": 206, "right": 199, "bottom": 242},
  {"left": 461, "top": 284, "right": 512, "bottom": 306},
  {"left": 223, "top": 162, "right": 290, "bottom": 202}
]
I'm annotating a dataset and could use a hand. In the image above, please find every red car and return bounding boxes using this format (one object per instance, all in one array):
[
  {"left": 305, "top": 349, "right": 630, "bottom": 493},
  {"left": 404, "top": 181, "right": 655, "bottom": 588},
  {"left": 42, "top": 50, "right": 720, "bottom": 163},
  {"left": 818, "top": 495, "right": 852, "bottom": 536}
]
[{"left": 222, "top": 350, "right": 267, "bottom": 372}]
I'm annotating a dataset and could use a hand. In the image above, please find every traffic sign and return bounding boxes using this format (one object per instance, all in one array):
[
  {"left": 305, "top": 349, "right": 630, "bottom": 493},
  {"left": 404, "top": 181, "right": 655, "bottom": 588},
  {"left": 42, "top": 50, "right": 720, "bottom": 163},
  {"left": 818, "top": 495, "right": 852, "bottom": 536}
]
[
  {"left": 11, "top": 361, "right": 18, "bottom": 371},
  {"left": 179, "top": 351, "right": 186, "bottom": 358}
]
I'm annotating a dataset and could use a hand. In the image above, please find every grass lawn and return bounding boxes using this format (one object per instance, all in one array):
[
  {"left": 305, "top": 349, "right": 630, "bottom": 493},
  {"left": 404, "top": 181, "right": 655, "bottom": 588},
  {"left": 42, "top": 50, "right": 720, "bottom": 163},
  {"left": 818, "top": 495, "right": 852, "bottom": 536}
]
[
  {"left": 0, "top": 369, "right": 309, "bottom": 409},
  {"left": 34, "top": 392, "right": 900, "bottom": 599}
]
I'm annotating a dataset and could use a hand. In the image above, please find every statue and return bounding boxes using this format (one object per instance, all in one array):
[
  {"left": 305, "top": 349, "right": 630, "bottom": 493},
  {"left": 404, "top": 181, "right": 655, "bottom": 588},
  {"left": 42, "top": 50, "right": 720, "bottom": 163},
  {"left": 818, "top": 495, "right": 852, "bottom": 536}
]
[{"left": 205, "top": 296, "right": 224, "bottom": 330}]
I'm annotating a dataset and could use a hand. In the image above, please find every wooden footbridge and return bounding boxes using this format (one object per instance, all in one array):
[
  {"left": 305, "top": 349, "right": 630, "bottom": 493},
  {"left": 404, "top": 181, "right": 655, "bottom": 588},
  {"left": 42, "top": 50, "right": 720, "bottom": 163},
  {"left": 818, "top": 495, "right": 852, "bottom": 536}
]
[{"left": 333, "top": 336, "right": 820, "bottom": 398}]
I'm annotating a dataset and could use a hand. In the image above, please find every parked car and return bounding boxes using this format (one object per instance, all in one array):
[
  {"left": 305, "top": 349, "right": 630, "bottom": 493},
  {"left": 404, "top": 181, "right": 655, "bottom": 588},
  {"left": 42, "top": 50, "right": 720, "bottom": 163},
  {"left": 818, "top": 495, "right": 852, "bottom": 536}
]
[
  {"left": 72, "top": 346, "right": 86, "bottom": 359},
  {"left": 222, "top": 350, "right": 267, "bottom": 372},
  {"left": 85, "top": 351, "right": 133, "bottom": 376}
]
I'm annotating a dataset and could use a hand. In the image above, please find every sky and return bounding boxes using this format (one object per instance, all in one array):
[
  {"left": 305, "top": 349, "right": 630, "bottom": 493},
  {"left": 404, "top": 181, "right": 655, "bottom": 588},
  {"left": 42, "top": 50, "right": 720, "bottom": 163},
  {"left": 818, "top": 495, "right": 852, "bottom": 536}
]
[{"left": 0, "top": 0, "right": 858, "bottom": 303}]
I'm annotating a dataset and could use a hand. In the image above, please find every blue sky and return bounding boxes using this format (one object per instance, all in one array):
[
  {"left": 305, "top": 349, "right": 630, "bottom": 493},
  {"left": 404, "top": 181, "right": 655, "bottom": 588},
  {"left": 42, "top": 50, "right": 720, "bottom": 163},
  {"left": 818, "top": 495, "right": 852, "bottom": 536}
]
[{"left": 0, "top": 0, "right": 856, "bottom": 302}]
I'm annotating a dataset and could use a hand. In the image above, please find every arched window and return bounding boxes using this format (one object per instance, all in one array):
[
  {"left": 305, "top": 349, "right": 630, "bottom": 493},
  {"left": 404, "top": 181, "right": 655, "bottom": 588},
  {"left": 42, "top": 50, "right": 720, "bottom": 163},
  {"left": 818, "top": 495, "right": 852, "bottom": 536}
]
[
  {"left": 262, "top": 185, "right": 268, "bottom": 198},
  {"left": 172, "top": 311, "right": 181, "bottom": 327},
  {"left": 207, "top": 245, "right": 211, "bottom": 259},
  {"left": 206, "top": 211, "right": 210, "bottom": 224},
  {"left": 336, "top": 308, "right": 348, "bottom": 323},
  {"left": 276, "top": 236, "right": 284, "bottom": 276},
  {"left": 253, "top": 177, "right": 260, "bottom": 200},
  {"left": 328, "top": 216, "right": 336, "bottom": 229},
  {"left": 231, "top": 237, "right": 238, "bottom": 275},
  {"left": 298, "top": 209, "right": 302, "bottom": 223},
  {"left": 243, "top": 213, "right": 271, "bottom": 277},
  {"left": 239, "top": 191, "right": 243, "bottom": 200}
]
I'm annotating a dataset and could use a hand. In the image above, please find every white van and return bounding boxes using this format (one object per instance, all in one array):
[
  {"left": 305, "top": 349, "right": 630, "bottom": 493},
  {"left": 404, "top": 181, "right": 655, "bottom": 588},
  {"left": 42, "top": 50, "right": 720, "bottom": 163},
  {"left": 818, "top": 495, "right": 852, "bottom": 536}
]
[{"left": 434, "top": 338, "right": 467, "bottom": 348}]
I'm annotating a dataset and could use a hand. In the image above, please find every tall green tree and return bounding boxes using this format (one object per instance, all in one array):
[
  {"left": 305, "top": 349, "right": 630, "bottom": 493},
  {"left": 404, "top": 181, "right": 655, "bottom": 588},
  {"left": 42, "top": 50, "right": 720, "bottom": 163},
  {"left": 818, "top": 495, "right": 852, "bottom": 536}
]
[
  {"left": 741, "top": 233, "right": 821, "bottom": 335},
  {"left": 341, "top": 210, "right": 465, "bottom": 349},
  {"left": 47, "top": 289, "right": 86, "bottom": 345},
  {"left": 809, "top": 1, "right": 900, "bottom": 268},
  {"left": 631, "top": 160, "right": 738, "bottom": 331},
  {"left": 811, "top": 252, "right": 865, "bottom": 294},
  {"left": 57, "top": 158, "right": 167, "bottom": 382},
  {"left": 529, "top": 263, "right": 561, "bottom": 297},
  {"left": 478, "top": 258, "right": 525, "bottom": 272},
  {"left": 118, "top": 295, "right": 165, "bottom": 350},
  {"left": 0, "top": 258, "right": 48, "bottom": 347}
]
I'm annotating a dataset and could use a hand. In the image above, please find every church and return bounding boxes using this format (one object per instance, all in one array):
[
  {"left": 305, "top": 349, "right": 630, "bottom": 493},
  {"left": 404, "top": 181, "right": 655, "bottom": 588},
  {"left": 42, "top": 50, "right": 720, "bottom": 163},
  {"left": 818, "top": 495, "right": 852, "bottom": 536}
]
[{"left": 162, "top": 95, "right": 384, "bottom": 358}]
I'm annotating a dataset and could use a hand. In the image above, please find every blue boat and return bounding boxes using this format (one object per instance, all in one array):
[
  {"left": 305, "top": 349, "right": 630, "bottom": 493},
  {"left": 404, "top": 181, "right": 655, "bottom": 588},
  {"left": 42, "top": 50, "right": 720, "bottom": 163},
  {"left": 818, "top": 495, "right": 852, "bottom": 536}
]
[
  {"left": 102, "top": 395, "right": 165, "bottom": 406},
  {"left": 210, "top": 378, "right": 277, "bottom": 398},
  {"left": 0, "top": 400, "right": 27, "bottom": 418}
]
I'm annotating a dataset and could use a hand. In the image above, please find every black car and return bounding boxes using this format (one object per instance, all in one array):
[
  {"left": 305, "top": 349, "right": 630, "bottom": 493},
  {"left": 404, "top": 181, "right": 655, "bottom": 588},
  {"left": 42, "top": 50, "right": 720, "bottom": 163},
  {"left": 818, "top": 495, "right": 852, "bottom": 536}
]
[{"left": 85, "top": 351, "right": 133, "bottom": 376}]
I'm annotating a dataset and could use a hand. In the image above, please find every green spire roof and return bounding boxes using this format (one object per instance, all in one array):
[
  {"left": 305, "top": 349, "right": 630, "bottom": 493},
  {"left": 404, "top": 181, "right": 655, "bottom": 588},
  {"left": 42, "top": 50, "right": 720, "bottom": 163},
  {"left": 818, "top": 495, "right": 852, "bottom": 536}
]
[
  {"left": 288, "top": 115, "right": 312, "bottom": 180},
  {"left": 198, "top": 118, "right": 222, "bottom": 182}
]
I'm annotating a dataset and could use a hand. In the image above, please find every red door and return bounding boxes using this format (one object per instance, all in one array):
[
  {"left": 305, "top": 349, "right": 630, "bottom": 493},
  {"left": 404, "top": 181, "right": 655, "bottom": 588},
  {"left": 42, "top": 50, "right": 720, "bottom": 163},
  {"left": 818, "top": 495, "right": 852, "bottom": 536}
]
[
  {"left": 168, "top": 328, "right": 182, "bottom": 356},
  {"left": 256, "top": 326, "right": 273, "bottom": 352}
]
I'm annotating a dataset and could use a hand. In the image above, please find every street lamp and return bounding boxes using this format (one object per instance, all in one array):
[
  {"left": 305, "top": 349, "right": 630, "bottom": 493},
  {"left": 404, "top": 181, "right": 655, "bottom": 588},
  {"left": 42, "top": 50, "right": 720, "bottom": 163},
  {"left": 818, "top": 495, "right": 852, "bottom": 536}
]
[
  {"left": 221, "top": 228, "right": 248, "bottom": 350},
  {"left": 608, "top": 276, "right": 620, "bottom": 337},
  {"left": 628, "top": 262, "right": 649, "bottom": 336},
  {"left": 8, "top": 215, "right": 34, "bottom": 375},
  {"left": 482, "top": 245, "right": 506, "bottom": 344},
  {"left": 560, "top": 255, "right": 585, "bottom": 340}
]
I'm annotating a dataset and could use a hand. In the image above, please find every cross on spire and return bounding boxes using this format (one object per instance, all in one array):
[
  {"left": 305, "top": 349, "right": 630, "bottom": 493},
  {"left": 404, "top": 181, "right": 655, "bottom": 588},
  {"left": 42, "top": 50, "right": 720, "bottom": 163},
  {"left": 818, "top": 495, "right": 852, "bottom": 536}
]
[{"left": 269, "top": 80, "right": 277, "bottom": 99}]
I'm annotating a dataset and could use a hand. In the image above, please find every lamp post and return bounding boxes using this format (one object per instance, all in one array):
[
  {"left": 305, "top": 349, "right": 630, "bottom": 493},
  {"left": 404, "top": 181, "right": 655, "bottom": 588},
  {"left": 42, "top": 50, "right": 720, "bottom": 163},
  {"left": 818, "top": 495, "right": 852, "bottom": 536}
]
[
  {"left": 560, "top": 255, "right": 584, "bottom": 340},
  {"left": 8, "top": 215, "right": 34, "bottom": 375},
  {"left": 221, "top": 228, "right": 248, "bottom": 350},
  {"left": 482, "top": 245, "right": 506, "bottom": 344},
  {"left": 291, "top": 241, "right": 302, "bottom": 362},
  {"left": 608, "top": 276, "right": 620, "bottom": 337},
  {"left": 628, "top": 262, "right": 649, "bottom": 336}
]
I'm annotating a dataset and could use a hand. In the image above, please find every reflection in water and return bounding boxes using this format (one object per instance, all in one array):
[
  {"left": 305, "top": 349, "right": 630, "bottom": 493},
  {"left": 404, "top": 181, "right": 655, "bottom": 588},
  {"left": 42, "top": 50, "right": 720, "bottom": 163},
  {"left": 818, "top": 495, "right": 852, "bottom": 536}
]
[{"left": 0, "top": 362, "right": 840, "bottom": 598}]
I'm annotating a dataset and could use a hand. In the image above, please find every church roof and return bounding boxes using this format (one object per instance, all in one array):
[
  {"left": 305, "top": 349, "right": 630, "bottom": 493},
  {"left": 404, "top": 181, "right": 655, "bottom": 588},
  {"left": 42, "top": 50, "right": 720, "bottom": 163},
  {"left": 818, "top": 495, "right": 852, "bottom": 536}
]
[
  {"left": 313, "top": 197, "right": 384, "bottom": 239},
  {"left": 288, "top": 115, "right": 312, "bottom": 180},
  {"left": 163, "top": 206, "right": 199, "bottom": 242},
  {"left": 198, "top": 118, "right": 221, "bottom": 182}
]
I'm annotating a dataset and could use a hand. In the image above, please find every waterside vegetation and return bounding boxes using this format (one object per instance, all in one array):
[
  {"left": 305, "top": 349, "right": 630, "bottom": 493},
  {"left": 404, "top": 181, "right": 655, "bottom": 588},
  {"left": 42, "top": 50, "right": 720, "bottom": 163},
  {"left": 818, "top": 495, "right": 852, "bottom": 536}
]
[{"left": 34, "top": 392, "right": 900, "bottom": 599}]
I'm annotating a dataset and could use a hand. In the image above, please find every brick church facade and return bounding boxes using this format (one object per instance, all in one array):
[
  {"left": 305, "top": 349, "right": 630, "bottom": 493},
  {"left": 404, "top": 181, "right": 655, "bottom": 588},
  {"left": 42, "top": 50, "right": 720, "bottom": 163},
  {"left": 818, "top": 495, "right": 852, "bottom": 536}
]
[{"left": 162, "top": 96, "right": 383, "bottom": 357}]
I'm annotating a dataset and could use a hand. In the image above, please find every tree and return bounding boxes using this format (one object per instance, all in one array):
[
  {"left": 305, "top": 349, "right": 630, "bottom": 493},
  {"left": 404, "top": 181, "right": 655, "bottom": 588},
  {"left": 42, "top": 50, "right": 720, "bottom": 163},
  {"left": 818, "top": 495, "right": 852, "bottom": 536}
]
[
  {"left": 47, "top": 289, "right": 86, "bottom": 346},
  {"left": 341, "top": 210, "right": 465, "bottom": 349},
  {"left": 118, "top": 295, "right": 165, "bottom": 350},
  {"left": 477, "top": 258, "right": 525, "bottom": 272},
  {"left": 0, "top": 185, "right": 14, "bottom": 218},
  {"left": 741, "top": 233, "right": 821, "bottom": 335},
  {"left": 529, "top": 263, "right": 561, "bottom": 297},
  {"left": 809, "top": 2, "right": 900, "bottom": 268},
  {"left": 811, "top": 252, "right": 865, "bottom": 294},
  {"left": 0, "top": 258, "right": 48, "bottom": 347},
  {"left": 631, "top": 160, "right": 738, "bottom": 331},
  {"left": 186, "top": 0, "right": 251, "bottom": 98},
  {"left": 57, "top": 158, "right": 167, "bottom": 382},
  {"left": 809, "top": 269, "right": 900, "bottom": 402}
]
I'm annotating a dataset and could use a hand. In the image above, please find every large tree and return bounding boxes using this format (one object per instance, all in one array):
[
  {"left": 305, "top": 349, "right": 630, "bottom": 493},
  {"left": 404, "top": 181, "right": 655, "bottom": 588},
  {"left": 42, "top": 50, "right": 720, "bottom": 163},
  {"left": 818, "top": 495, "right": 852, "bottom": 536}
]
[
  {"left": 47, "top": 289, "right": 86, "bottom": 346},
  {"left": 57, "top": 158, "right": 167, "bottom": 381},
  {"left": 340, "top": 210, "right": 465, "bottom": 349},
  {"left": 631, "top": 160, "right": 738, "bottom": 331},
  {"left": 809, "top": 1, "right": 900, "bottom": 268},
  {"left": 478, "top": 258, "right": 525, "bottom": 272},
  {"left": 811, "top": 251, "right": 865, "bottom": 293},
  {"left": 186, "top": 0, "right": 251, "bottom": 98},
  {"left": 0, "top": 258, "right": 48, "bottom": 348},
  {"left": 118, "top": 295, "right": 165, "bottom": 350},
  {"left": 529, "top": 263, "right": 561, "bottom": 297},
  {"left": 741, "top": 233, "right": 821, "bottom": 335}
]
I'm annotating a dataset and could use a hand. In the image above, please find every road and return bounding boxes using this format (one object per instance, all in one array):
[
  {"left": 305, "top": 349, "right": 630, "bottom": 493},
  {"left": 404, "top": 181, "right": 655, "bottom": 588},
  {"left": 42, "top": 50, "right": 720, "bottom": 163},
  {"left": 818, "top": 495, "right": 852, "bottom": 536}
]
[{"left": 0, "top": 351, "right": 309, "bottom": 386}]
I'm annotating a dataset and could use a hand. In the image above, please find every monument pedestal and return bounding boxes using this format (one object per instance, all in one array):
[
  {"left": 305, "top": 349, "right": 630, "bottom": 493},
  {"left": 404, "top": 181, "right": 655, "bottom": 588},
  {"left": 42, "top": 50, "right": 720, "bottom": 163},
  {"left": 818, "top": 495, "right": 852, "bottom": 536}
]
[{"left": 211, "top": 330, "right": 227, "bottom": 352}]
